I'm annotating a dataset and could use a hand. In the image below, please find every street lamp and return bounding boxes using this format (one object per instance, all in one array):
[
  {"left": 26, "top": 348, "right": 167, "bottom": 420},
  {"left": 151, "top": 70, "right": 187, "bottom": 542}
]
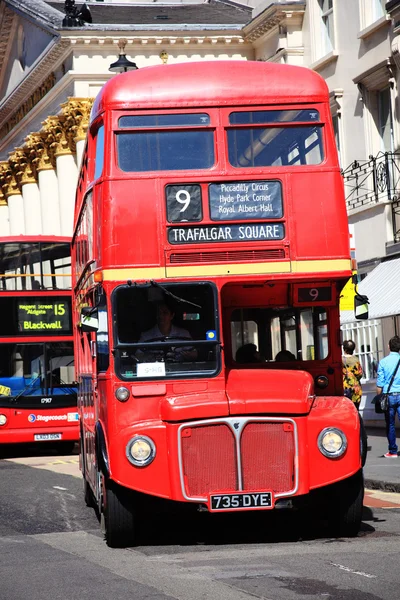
[{"left": 109, "top": 39, "right": 138, "bottom": 73}]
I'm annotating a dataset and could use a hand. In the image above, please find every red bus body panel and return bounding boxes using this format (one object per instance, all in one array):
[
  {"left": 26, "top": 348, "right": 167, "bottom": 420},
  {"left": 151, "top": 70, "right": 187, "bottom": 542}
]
[{"left": 74, "top": 62, "right": 361, "bottom": 523}]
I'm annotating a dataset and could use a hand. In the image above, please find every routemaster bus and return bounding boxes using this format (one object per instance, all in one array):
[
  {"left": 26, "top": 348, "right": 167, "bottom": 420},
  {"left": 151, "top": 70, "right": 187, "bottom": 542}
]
[
  {"left": 73, "top": 61, "right": 367, "bottom": 547},
  {"left": 0, "top": 237, "right": 78, "bottom": 452}
]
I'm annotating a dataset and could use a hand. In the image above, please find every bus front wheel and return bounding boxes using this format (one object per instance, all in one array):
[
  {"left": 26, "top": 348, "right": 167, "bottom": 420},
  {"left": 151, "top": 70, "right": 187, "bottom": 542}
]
[
  {"left": 104, "top": 479, "right": 136, "bottom": 548},
  {"left": 328, "top": 469, "right": 364, "bottom": 537}
]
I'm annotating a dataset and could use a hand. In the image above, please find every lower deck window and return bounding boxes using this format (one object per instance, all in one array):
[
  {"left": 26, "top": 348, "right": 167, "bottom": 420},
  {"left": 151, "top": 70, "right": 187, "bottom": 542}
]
[{"left": 231, "top": 307, "right": 328, "bottom": 364}]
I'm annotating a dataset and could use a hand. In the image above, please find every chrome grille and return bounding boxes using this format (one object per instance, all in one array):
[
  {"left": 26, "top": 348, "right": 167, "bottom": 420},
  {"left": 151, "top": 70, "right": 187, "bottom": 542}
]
[{"left": 179, "top": 418, "right": 297, "bottom": 501}]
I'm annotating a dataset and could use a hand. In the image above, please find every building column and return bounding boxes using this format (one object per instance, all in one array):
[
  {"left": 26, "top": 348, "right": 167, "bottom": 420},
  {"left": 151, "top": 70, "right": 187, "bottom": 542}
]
[
  {"left": 0, "top": 161, "right": 24, "bottom": 234},
  {"left": 25, "top": 133, "right": 61, "bottom": 236},
  {"left": 0, "top": 190, "right": 10, "bottom": 236},
  {"left": 9, "top": 149, "right": 42, "bottom": 235},
  {"left": 43, "top": 116, "right": 78, "bottom": 237},
  {"left": 61, "top": 98, "right": 94, "bottom": 169}
]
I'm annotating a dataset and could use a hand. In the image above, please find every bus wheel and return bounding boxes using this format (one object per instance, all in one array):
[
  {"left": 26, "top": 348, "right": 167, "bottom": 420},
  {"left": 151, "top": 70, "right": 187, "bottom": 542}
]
[
  {"left": 104, "top": 479, "right": 136, "bottom": 548},
  {"left": 328, "top": 469, "right": 364, "bottom": 537},
  {"left": 83, "top": 476, "right": 95, "bottom": 508}
]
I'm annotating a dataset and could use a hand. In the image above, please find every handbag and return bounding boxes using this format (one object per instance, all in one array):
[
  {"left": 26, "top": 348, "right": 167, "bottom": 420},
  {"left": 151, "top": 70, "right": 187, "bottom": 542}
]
[{"left": 373, "top": 358, "right": 400, "bottom": 414}]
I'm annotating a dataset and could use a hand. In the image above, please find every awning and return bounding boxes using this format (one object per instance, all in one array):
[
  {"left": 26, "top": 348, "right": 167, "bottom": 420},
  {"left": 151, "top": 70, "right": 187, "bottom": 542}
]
[{"left": 341, "top": 257, "right": 400, "bottom": 324}]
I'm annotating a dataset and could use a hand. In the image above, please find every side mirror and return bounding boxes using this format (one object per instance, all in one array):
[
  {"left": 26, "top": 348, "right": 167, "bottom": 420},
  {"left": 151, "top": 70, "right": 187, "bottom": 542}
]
[
  {"left": 354, "top": 293, "right": 369, "bottom": 320},
  {"left": 80, "top": 307, "right": 99, "bottom": 332}
]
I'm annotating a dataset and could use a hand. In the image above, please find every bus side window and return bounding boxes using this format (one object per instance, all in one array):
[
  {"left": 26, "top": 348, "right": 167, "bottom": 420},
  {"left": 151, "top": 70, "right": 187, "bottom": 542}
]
[{"left": 94, "top": 124, "right": 104, "bottom": 179}]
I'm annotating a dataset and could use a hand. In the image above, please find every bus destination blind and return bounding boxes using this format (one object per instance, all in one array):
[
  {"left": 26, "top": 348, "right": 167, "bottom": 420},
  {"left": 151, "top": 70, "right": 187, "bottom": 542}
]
[
  {"left": 18, "top": 298, "right": 71, "bottom": 334},
  {"left": 209, "top": 180, "right": 283, "bottom": 221},
  {"left": 168, "top": 223, "right": 284, "bottom": 244}
]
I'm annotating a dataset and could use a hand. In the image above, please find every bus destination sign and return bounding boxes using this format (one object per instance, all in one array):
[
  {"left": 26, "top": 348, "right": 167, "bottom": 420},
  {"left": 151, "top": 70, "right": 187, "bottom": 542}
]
[
  {"left": 209, "top": 180, "right": 283, "bottom": 221},
  {"left": 18, "top": 298, "right": 71, "bottom": 334},
  {"left": 168, "top": 223, "right": 284, "bottom": 244}
]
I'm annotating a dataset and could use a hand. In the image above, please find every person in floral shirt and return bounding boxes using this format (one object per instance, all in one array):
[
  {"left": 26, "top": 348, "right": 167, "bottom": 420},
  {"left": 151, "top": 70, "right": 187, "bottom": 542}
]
[{"left": 342, "top": 339, "right": 363, "bottom": 409}]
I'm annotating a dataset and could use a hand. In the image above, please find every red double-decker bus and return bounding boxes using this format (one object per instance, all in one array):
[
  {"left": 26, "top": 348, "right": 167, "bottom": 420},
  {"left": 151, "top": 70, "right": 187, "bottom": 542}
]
[
  {"left": 0, "top": 237, "right": 78, "bottom": 452},
  {"left": 73, "top": 61, "right": 367, "bottom": 547}
]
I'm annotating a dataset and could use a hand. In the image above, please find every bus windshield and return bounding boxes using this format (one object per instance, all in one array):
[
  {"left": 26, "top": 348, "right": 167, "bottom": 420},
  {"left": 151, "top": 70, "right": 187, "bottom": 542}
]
[
  {"left": 113, "top": 282, "right": 219, "bottom": 379},
  {"left": 0, "top": 342, "right": 76, "bottom": 408}
]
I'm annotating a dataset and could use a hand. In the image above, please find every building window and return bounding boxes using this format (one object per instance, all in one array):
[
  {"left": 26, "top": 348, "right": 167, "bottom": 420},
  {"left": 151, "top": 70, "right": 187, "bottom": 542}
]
[
  {"left": 330, "top": 90, "right": 343, "bottom": 167},
  {"left": 318, "top": 0, "right": 334, "bottom": 55},
  {"left": 377, "top": 87, "right": 394, "bottom": 152},
  {"left": 360, "top": 0, "right": 386, "bottom": 29},
  {"left": 332, "top": 115, "right": 341, "bottom": 165}
]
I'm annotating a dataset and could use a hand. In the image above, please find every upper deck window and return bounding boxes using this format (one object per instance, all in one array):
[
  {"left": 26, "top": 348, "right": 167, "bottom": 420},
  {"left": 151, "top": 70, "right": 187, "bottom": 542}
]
[
  {"left": 0, "top": 241, "right": 71, "bottom": 291},
  {"left": 229, "top": 109, "right": 320, "bottom": 124},
  {"left": 227, "top": 126, "right": 323, "bottom": 168},
  {"left": 94, "top": 125, "right": 104, "bottom": 180},
  {"left": 117, "top": 130, "right": 215, "bottom": 172},
  {"left": 119, "top": 114, "right": 211, "bottom": 128}
]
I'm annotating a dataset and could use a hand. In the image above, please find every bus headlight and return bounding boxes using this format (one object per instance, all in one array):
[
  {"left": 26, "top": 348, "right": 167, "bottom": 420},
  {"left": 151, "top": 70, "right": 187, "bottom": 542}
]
[
  {"left": 126, "top": 435, "right": 156, "bottom": 467},
  {"left": 0, "top": 414, "right": 7, "bottom": 426},
  {"left": 318, "top": 427, "right": 347, "bottom": 458},
  {"left": 115, "top": 386, "right": 130, "bottom": 402}
]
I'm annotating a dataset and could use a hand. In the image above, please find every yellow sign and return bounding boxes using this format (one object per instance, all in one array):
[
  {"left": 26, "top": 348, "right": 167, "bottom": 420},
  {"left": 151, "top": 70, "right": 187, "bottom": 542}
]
[
  {"left": 340, "top": 273, "right": 356, "bottom": 312},
  {"left": 0, "top": 384, "right": 11, "bottom": 396}
]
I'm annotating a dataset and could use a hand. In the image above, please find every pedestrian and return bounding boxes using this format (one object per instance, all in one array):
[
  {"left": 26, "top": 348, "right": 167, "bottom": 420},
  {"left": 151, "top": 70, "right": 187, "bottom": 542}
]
[
  {"left": 376, "top": 335, "right": 400, "bottom": 458},
  {"left": 342, "top": 339, "right": 363, "bottom": 410}
]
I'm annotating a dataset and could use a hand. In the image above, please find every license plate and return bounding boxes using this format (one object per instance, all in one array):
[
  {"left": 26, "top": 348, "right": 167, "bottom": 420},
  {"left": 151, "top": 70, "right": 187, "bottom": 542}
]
[
  {"left": 210, "top": 492, "right": 273, "bottom": 512},
  {"left": 34, "top": 433, "right": 62, "bottom": 441}
]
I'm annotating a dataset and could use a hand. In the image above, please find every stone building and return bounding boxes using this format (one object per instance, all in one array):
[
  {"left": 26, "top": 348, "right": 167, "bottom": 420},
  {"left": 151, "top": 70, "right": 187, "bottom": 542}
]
[{"left": 1, "top": 0, "right": 400, "bottom": 419}]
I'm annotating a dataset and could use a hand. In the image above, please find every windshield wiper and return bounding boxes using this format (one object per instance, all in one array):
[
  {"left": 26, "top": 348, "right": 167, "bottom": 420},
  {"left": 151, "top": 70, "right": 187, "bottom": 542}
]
[
  {"left": 11, "top": 373, "right": 43, "bottom": 403},
  {"left": 149, "top": 280, "right": 202, "bottom": 309}
]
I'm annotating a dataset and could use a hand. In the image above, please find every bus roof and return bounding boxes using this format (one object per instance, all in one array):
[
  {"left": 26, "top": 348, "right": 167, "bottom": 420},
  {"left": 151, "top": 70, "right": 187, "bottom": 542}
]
[{"left": 91, "top": 61, "right": 329, "bottom": 120}]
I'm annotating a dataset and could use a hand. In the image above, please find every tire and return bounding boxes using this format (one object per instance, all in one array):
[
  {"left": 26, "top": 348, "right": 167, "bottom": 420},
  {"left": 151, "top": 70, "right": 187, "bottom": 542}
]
[
  {"left": 104, "top": 479, "right": 136, "bottom": 548},
  {"left": 83, "top": 476, "right": 95, "bottom": 508},
  {"left": 328, "top": 469, "right": 364, "bottom": 537}
]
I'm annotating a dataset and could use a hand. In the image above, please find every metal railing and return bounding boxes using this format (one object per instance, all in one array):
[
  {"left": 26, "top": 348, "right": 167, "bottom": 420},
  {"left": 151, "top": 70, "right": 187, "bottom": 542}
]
[
  {"left": 342, "top": 150, "right": 400, "bottom": 242},
  {"left": 342, "top": 150, "right": 400, "bottom": 210}
]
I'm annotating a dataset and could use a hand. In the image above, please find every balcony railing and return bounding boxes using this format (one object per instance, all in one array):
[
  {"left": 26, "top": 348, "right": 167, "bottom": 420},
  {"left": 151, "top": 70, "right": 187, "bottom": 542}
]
[
  {"left": 342, "top": 151, "right": 400, "bottom": 211},
  {"left": 342, "top": 151, "right": 400, "bottom": 243}
]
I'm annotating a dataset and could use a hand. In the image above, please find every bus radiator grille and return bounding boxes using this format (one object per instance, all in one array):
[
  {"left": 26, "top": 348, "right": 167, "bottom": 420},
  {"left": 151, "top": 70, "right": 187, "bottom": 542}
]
[
  {"left": 181, "top": 424, "right": 237, "bottom": 497},
  {"left": 241, "top": 422, "right": 295, "bottom": 493},
  {"left": 181, "top": 421, "right": 295, "bottom": 499},
  {"left": 169, "top": 249, "right": 286, "bottom": 264}
]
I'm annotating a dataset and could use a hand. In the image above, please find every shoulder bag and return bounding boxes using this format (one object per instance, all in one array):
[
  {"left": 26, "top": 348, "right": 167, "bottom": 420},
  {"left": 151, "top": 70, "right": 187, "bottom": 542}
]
[{"left": 373, "top": 357, "right": 400, "bottom": 414}]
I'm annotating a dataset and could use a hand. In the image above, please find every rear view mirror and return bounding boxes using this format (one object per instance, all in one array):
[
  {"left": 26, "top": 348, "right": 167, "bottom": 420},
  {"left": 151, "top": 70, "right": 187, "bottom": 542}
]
[
  {"left": 354, "top": 293, "right": 369, "bottom": 320},
  {"left": 80, "top": 307, "right": 99, "bottom": 332}
]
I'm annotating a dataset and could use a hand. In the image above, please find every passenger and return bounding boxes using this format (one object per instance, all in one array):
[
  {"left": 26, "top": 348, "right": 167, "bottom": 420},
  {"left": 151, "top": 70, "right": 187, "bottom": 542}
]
[
  {"left": 235, "top": 343, "right": 264, "bottom": 364},
  {"left": 138, "top": 301, "right": 197, "bottom": 361},
  {"left": 275, "top": 350, "right": 297, "bottom": 362},
  {"left": 342, "top": 339, "right": 363, "bottom": 410}
]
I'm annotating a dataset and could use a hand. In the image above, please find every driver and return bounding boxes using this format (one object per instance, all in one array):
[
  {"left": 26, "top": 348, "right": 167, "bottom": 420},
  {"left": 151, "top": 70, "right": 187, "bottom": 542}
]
[{"left": 137, "top": 302, "right": 197, "bottom": 361}]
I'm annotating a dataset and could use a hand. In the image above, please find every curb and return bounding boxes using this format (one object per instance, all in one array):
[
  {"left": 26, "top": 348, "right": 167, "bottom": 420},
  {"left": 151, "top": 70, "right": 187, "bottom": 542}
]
[{"left": 365, "top": 478, "right": 400, "bottom": 494}]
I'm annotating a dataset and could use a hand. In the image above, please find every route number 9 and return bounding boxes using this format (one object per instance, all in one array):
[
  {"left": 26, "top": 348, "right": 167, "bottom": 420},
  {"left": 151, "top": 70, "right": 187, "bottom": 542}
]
[
  {"left": 176, "top": 190, "right": 191, "bottom": 213},
  {"left": 166, "top": 184, "right": 202, "bottom": 223},
  {"left": 309, "top": 288, "right": 319, "bottom": 301}
]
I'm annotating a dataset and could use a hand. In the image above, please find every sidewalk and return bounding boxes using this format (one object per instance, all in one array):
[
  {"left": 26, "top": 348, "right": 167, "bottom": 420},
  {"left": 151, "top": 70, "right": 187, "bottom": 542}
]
[{"left": 364, "top": 427, "right": 400, "bottom": 492}]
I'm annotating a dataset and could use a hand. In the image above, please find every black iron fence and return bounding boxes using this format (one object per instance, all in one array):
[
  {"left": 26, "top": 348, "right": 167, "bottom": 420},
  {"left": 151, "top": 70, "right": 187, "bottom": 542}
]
[
  {"left": 342, "top": 151, "right": 400, "bottom": 242},
  {"left": 342, "top": 150, "right": 400, "bottom": 210}
]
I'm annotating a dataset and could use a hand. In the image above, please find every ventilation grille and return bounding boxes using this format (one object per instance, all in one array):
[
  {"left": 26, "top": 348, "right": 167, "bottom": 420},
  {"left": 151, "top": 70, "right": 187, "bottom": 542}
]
[
  {"left": 169, "top": 248, "right": 286, "bottom": 264},
  {"left": 181, "top": 421, "right": 295, "bottom": 499}
]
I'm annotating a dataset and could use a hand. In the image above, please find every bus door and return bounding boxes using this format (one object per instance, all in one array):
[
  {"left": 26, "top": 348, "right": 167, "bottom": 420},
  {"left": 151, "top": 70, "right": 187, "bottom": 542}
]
[{"left": 78, "top": 287, "right": 110, "bottom": 492}]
